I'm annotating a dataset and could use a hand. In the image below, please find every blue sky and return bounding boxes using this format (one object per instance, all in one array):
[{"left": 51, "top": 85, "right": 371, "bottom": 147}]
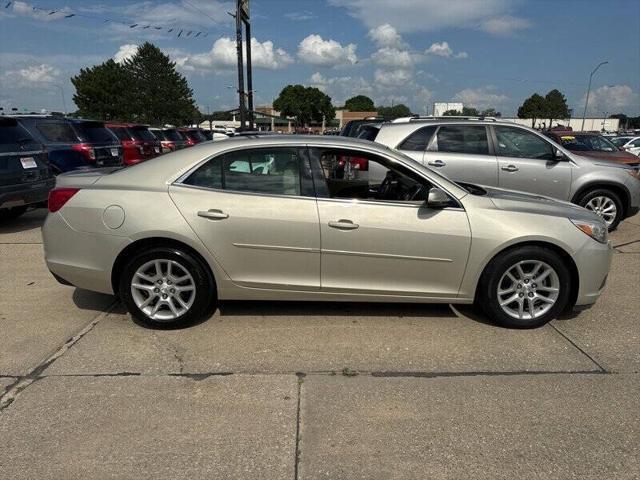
[{"left": 1, "top": 0, "right": 639, "bottom": 116}]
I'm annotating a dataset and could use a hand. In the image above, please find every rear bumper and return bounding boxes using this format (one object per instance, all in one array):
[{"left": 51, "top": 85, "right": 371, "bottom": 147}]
[
  {"left": 0, "top": 178, "right": 55, "bottom": 210},
  {"left": 43, "top": 212, "right": 129, "bottom": 294}
]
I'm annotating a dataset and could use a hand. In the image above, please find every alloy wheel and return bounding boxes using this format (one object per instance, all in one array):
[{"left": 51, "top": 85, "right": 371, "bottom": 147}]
[
  {"left": 496, "top": 260, "right": 560, "bottom": 321},
  {"left": 130, "top": 259, "right": 196, "bottom": 321},
  {"left": 585, "top": 196, "right": 617, "bottom": 226}
]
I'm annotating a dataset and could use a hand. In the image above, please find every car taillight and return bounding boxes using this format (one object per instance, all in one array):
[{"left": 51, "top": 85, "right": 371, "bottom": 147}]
[
  {"left": 48, "top": 188, "right": 80, "bottom": 213},
  {"left": 349, "top": 157, "right": 369, "bottom": 171},
  {"left": 162, "top": 141, "right": 175, "bottom": 152},
  {"left": 72, "top": 143, "right": 96, "bottom": 161}
]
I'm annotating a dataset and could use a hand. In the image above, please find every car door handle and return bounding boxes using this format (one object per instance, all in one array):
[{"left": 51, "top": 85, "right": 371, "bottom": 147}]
[
  {"left": 328, "top": 219, "right": 359, "bottom": 230},
  {"left": 501, "top": 164, "right": 519, "bottom": 172},
  {"left": 428, "top": 160, "right": 446, "bottom": 167},
  {"left": 197, "top": 209, "right": 229, "bottom": 220}
]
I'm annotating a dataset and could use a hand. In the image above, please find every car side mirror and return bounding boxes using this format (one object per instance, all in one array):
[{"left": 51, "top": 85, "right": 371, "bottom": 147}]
[
  {"left": 554, "top": 149, "right": 567, "bottom": 161},
  {"left": 426, "top": 187, "right": 452, "bottom": 208}
]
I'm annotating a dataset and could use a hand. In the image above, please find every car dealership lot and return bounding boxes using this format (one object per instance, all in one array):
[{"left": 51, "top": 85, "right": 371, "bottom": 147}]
[{"left": 1, "top": 209, "right": 639, "bottom": 479}]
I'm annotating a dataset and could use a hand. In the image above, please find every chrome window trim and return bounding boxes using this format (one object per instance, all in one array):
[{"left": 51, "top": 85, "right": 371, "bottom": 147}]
[{"left": 170, "top": 182, "right": 319, "bottom": 202}]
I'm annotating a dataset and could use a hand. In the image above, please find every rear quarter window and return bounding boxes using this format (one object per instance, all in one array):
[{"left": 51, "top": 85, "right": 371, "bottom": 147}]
[{"left": 397, "top": 126, "right": 437, "bottom": 151}]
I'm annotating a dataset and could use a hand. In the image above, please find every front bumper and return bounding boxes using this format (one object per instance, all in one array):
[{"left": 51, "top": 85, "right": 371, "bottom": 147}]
[
  {"left": 573, "top": 238, "right": 613, "bottom": 306},
  {"left": 0, "top": 178, "right": 55, "bottom": 210}
]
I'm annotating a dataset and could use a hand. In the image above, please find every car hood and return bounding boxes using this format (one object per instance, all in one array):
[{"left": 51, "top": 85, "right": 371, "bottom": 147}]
[
  {"left": 480, "top": 185, "right": 600, "bottom": 222},
  {"left": 573, "top": 150, "right": 639, "bottom": 165}
]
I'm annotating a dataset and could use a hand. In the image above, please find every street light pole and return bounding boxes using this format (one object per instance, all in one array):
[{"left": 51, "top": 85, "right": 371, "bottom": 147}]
[
  {"left": 581, "top": 61, "right": 608, "bottom": 131},
  {"left": 53, "top": 84, "right": 67, "bottom": 115}
]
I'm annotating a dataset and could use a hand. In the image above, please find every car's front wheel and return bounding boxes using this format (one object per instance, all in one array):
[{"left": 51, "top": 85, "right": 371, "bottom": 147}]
[
  {"left": 119, "top": 246, "right": 216, "bottom": 328},
  {"left": 478, "top": 246, "right": 571, "bottom": 328},
  {"left": 577, "top": 188, "right": 623, "bottom": 231}
]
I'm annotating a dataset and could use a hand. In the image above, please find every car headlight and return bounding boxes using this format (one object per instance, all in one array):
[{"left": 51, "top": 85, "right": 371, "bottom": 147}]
[{"left": 570, "top": 218, "right": 608, "bottom": 244}]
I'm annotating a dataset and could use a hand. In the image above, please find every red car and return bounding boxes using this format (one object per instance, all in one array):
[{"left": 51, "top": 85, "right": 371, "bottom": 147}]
[
  {"left": 149, "top": 127, "right": 188, "bottom": 152},
  {"left": 544, "top": 131, "right": 640, "bottom": 167},
  {"left": 106, "top": 123, "right": 161, "bottom": 165},
  {"left": 178, "top": 128, "right": 207, "bottom": 146}
]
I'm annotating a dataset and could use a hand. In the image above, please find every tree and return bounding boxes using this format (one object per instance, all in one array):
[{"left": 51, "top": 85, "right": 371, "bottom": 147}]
[
  {"left": 71, "top": 60, "right": 133, "bottom": 120},
  {"left": 376, "top": 104, "right": 412, "bottom": 120},
  {"left": 543, "top": 89, "right": 569, "bottom": 126},
  {"left": 273, "top": 84, "right": 335, "bottom": 126},
  {"left": 517, "top": 93, "right": 546, "bottom": 127},
  {"left": 481, "top": 108, "right": 501, "bottom": 117},
  {"left": 123, "top": 42, "right": 198, "bottom": 125},
  {"left": 344, "top": 95, "right": 375, "bottom": 111},
  {"left": 71, "top": 42, "right": 198, "bottom": 125},
  {"left": 442, "top": 106, "right": 480, "bottom": 116}
]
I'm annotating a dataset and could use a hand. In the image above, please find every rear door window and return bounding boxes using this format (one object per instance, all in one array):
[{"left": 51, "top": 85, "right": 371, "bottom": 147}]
[
  {"left": 434, "top": 125, "right": 489, "bottom": 155},
  {"left": 397, "top": 126, "right": 437, "bottom": 151},
  {"left": 35, "top": 121, "right": 79, "bottom": 143}
]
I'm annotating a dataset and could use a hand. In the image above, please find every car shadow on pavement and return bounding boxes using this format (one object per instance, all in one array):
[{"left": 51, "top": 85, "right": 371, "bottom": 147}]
[
  {"left": 0, "top": 208, "right": 47, "bottom": 235},
  {"left": 72, "top": 288, "right": 117, "bottom": 312}
]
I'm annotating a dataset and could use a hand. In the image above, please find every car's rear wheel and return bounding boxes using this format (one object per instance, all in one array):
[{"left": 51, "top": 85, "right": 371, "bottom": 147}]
[
  {"left": 119, "top": 247, "right": 216, "bottom": 328},
  {"left": 577, "top": 188, "right": 623, "bottom": 231},
  {"left": 0, "top": 206, "right": 28, "bottom": 220},
  {"left": 478, "top": 246, "right": 571, "bottom": 329}
]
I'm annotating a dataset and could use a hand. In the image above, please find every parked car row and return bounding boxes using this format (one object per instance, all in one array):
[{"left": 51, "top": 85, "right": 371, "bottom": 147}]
[
  {"left": 0, "top": 114, "right": 231, "bottom": 219},
  {"left": 343, "top": 117, "right": 639, "bottom": 230}
]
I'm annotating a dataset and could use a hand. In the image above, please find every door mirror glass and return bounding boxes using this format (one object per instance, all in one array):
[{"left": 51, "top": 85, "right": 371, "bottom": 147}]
[
  {"left": 554, "top": 148, "right": 567, "bottom": 161},
  {"left": 426, "top": 187, "right": 452, "bottom": 208}
]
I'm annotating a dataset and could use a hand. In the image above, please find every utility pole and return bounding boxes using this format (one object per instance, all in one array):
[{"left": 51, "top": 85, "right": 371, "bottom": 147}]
[
  {"left": 233, "top": 0, "right": 252, "bottom": 131},
  {"left": 234, "top": 6, "right": 245, "bottom": 131},
  {"left": 581, "top": 61, "right": 608, "bottom": 131}
]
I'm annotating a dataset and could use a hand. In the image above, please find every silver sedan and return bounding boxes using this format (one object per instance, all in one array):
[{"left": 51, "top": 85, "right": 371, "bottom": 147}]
[{"left": 43, "top": 136, "right": 612, "bottom": 329}]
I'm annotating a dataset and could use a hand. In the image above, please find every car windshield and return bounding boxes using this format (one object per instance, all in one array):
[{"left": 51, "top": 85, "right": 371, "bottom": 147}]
[
  {"left": 130, "top": 127, "right": 157, "bottom": 142},
  {"left": 75, "top": 122, "right": 117, "bottom": 143},
  {"left": 560, "top": 134, "right": 618, "bottom": 152}
]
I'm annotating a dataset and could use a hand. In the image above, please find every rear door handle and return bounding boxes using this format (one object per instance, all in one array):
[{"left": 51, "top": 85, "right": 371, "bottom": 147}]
[
  {"left": 501, "top": 164, "right": 519, "bottom": 172},
  {"left": 328, "top": 219, "right": 359, "bottom": 230},
  {"left": 198, "top": 209, "right": 229, "bottom": 220},
  {"left": 428, "top": 160, "right": 446, "bottom": 167}
]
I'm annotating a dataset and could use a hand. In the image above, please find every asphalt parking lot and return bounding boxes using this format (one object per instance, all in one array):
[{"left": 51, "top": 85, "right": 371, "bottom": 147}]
[{"left": 1, "top": 209, "right": 639, "bottom": 479}]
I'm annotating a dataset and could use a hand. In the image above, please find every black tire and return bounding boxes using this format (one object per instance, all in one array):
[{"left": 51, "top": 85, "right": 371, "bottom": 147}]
[
  {"left": 0, "top": 206, "right": 28, "bottom": 220},
  {"left": 478, "top": 246, "right": 571, "bottom": 329},
  {"left": 576, "top": 188, "right": 623, "bottom": 231},
  {"left": 118, "top": 246, "right": 216, "bottom": 328}
]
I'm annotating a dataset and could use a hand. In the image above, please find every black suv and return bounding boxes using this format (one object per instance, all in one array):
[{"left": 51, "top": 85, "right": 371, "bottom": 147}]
[
  {"left": 0, "top": 116, "right": 55, "bottom": 220},
  {"left": 15, "top": 116, "right": 123, "bottom": 174}
]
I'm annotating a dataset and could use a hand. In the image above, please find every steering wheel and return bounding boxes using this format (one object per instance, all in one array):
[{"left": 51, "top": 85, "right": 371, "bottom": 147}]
[{"left": 377, "top": 171, "right": 395, "bottom": 200}]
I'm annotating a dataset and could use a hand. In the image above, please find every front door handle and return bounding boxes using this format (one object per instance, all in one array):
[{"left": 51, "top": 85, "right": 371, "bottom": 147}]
[
  {"left": 328, "top": 219, "right": 359, "bottom": 230},
  {"left": 428, "top": 159, "right": 446, "bottom": 167},
  {"left": 501, "top": 164, "right": 519, "bottom": 172},
  {"left": 198, "top": 209, "right": 229, "bottom": 220}
]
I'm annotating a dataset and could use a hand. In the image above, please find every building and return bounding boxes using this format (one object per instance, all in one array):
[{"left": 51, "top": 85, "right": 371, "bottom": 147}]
[
  {"left": 335, "top": 109, "right": 379, "bottom": 129},
  {"left": 501, "top": 117, "right": 620, "bottom": 132},
  {"left": 433, "top": 102, "right": 463, "bottom": 116}
]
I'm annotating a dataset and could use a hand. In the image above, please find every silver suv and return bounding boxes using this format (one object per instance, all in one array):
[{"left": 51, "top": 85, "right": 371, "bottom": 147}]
[{"left": 373, "top": 119, "right": 640, "bottom": 229}]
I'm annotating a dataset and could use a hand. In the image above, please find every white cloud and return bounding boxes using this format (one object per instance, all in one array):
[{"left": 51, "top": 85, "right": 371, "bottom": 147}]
[
  {"left": 9, "top": 1, "right": 72, "bottom": 21},
  {"left": 582, "top": 85, "right": 639, "bottom": 114},
  {"left": 308, "top": 72, "right": 373, "bottom": 105},
  {"left": 480, "top": 15, "right": 531, "bottom": 36},
  {"left": 284, "top": 11, "right": 316, "bottom": 21},
  {"left": 3, "top": 64, "right": 61, "bottom": 83},
  {"left": 181, "top": 37, "right": 293, "bottom": 72},
  {"left": 371, "top": 47, "right": 414, "bottom": 68},
  {"left": 374, "top": 68, "right": 413, "bottom": 88},
  {"left": 113, "top": 44, "right": 139, "bottom": 64},
  {"left": 330, "top": 0, "right": 529, "bottom": 36},
  {"left": 298, "top": 34, "right": 358, "bottom": 67},
  {"left": 425, "top": 42, "right": 468, "bottom": 59},
  {"left": 453, "top": 86, "right": 508, "bottom": 109},
  {"left": 367, "top": 23, "right": 406, "bottom": 49}
]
